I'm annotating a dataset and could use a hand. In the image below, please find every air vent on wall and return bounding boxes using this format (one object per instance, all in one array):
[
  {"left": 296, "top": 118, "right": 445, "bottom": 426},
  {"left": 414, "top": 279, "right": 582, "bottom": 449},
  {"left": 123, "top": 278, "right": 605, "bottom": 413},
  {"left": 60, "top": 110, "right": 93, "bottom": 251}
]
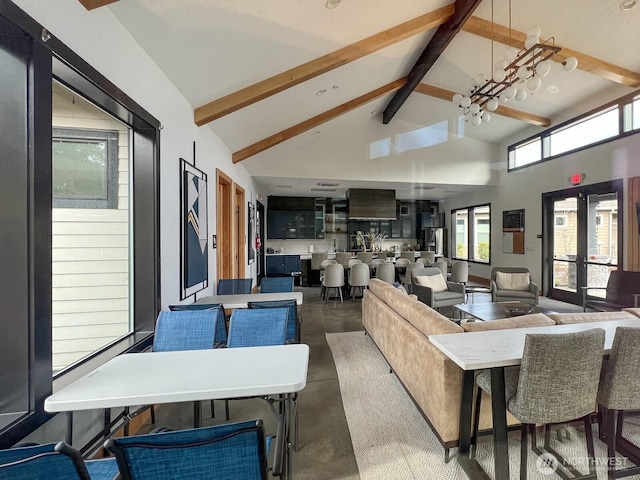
[
  {"left": 310, "top": 188, "right": 337, "bottom": 192},
  {"left": 317, "top": 182, "right": 340, "bottom": 187}
]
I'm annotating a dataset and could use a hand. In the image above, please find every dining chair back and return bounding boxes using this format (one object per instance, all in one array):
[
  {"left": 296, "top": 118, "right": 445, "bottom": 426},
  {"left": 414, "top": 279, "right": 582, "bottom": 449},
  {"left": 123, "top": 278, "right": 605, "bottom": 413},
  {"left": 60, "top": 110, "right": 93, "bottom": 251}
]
[
  {"left": 420, "top": 251, "right": 436, "bottom": 264},
  {"left": 415, "top": 257, "right": 430, "bottom": 266},
  {"left": 349, "top": 262, "right": 370, "bottom": 299},
  {"left": 167, "top": 303, "right": 227, "bottom": 346},
  {"left": 356, "top": 251, "right": 373, "bottom": 266},
  {"left": 217, "top": 278, "right": 252, "bottom": 295},
  {"left": 335, "top": 252, "right": 352, "bottom": 269},
  {"left": 597, "top": 326, "right": 640, "bottom": 479},
  {"left": 348, "top": 258, "right": 362, "bottom": 267},
  {"left": 399, "top": 262, "right": 420, "bottom": 293},
  {"left": 310, "top": 252, "right": 328, "bottom": 270},
  {"left": 105, "top": 420, "right": 270, "bottom": 480},
  {"left": 434, "top": 260, "right": 448, "bottom": 278},
  {"left": 260, "top": 276, "right": 294, "bottom": 293},
  {"left": 248, "top": 299, "right": 300, "bottom": 343},
  {"left": 450, "top": 261, "right": 468, "bottom": 284},
  {"left": 394, "top": 257, "right": 410, "bottom": 268},
  {"left": 399, "top": 251, "right": 415, "bottom": 261},
  {"left": 227, "top": 308, "right": 288, "bottom": 347},
  {"left": 322, "top": 263, "right": 345, "bottom": 303},
  {"left": 375, "top": 262, "right": 396, "bottom": 284},
  {"left": 0, "top": 442, "right": 117, "bottom": 480},
  {"left": 153, "top": 311, "right": 218, "bottom": 352}
]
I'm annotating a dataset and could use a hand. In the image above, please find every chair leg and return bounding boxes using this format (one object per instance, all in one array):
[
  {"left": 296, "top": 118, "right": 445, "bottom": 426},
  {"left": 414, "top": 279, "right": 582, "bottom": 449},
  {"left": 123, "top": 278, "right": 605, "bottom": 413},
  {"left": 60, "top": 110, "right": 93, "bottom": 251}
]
[
  {"left": 150, "top": 405, "right": 156, "bottom": 424},
  {"left": 606, "top": 408, "right": 618, "bottom": 480},
  {"left": 339, "top": 286, "right": 343, "bottom": 303},
  {"left": 584, "top": 416, "right": 596, "bottom": 477},
  {"left": 225, "top": 400, "right": 230, "bottom": 421},
  {"left": 470, "top": 385, "right": 482, "bottom": 458}
]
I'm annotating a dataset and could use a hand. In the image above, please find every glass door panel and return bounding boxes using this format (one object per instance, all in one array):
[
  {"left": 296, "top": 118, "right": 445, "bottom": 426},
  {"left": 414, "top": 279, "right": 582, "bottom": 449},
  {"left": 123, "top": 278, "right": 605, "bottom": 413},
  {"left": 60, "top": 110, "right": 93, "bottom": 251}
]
[
  {"left": 585, "top": 192, "right": 618, "bottom": 298},
  {"left": 552, "top": 197, "right": 578, "bottom": 293}
]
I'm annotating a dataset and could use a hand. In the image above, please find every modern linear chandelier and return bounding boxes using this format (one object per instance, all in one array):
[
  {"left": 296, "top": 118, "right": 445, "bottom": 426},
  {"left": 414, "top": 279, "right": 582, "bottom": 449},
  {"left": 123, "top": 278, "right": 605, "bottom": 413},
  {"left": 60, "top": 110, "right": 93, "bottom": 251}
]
[{"left": 453, "top": 0, "right": 578, "bottom": 126}]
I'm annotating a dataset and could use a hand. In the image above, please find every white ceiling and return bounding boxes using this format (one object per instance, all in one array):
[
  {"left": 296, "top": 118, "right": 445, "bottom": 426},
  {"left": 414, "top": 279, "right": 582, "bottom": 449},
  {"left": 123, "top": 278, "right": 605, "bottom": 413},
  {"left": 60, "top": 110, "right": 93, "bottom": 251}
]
[{"left": 107, "top": 0, "right": 640, "bottom": 200}]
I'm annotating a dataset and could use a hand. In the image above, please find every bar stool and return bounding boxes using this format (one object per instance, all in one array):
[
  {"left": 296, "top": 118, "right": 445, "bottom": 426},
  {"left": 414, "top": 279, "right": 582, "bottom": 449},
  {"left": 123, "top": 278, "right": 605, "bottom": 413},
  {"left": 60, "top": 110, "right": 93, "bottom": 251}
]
[
  {"left": 597, "top": 326, "right": 640, "bottom": 479},
  {"left": 472, "top": 329, "right": 605, "bottom": 480},
  {"left": 349, "top": 262, "right": 370, "bottom": 299}
]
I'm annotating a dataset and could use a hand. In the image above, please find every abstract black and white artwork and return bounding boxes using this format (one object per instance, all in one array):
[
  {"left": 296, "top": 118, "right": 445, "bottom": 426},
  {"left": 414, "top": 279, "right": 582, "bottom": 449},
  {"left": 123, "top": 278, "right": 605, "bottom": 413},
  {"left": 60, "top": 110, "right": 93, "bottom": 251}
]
[
  {"left": 248, "top": 202, "right": 255, "bottom": 264},
  {"left": 180, "top": 158, "right": 208, "bottom": 299}
]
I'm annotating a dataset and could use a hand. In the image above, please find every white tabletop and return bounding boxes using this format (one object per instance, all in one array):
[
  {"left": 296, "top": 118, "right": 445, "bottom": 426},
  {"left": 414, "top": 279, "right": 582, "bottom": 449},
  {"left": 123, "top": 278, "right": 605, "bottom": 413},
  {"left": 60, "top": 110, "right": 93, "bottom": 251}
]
[
  {"left": 45, "top": 345, "right": 310, "bottom": 412},
  {"left": 429, "top": 318, "right": 640, "bottom": 370},
  {"left": 195, "top": 292, "right": 303, "bottom": 309}
]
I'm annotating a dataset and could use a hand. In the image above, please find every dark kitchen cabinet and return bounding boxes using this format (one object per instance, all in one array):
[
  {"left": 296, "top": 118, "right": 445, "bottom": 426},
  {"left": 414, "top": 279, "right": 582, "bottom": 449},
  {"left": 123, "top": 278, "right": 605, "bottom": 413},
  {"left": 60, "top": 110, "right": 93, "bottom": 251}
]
[{"left": 267, "top": 210, "right": 315, "bottom": 239}]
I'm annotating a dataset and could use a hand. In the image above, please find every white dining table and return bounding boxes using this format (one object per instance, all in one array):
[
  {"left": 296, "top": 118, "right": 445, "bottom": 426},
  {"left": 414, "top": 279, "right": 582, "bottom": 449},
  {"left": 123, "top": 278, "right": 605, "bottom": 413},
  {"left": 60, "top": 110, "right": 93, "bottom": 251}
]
[
  {"left": 429, "top": 317, "right": 640, "bottom": 480},
  {"left": 45, "top": 344, "right": 309, "bottom": 479},
  {"left": 195, "top": 291, "right": 303, "bottom": 309}
]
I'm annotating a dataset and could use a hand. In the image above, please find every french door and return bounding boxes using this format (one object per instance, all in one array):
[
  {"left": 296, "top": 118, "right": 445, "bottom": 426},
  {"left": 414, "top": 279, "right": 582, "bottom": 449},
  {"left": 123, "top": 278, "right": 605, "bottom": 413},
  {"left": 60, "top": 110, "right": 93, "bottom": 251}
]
[{"left": 542, "top": 180, "right": 623, "bottom": 305}]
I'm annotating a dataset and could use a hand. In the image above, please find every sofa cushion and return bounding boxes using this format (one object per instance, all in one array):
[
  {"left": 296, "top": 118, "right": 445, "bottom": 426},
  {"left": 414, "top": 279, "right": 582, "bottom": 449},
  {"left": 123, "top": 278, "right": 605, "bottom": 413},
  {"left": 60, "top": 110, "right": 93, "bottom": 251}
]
[
  {"left": 548, "top": 311, "right": 637, "bottom": 325},
  {"left": 462, "top": 313, "right": 554, "bottom": 332},
  {"left": 496, "top": 271, "right": 530, "bottom": 291},
  {"left": 415, "top": 274, "right": 447, "bottom": 292}
]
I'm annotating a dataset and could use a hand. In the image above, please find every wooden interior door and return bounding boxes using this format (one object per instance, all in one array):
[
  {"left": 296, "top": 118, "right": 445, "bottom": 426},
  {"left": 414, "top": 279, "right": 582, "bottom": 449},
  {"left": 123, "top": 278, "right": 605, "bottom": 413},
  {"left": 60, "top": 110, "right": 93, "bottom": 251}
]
[{"left": 216, "top": 169, "right": 233, "bottom": 281}]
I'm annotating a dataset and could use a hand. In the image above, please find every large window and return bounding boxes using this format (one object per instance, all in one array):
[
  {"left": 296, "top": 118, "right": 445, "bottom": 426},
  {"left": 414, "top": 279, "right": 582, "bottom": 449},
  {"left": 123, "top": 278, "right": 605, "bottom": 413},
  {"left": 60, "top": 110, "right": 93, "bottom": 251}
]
[
  {"left": 452, "top": 204, "right": 491, "bottom": 263},
  {"left": 0, "top": 2, "right": 159, "bottom": 447},
  {"left": 509, "top": 92, "right": 640, "bottom": 170}
]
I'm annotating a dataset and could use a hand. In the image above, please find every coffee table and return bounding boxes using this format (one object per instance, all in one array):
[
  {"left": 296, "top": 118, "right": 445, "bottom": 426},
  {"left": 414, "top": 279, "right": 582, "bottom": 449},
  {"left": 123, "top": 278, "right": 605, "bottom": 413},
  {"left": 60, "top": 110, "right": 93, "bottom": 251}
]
[{"left": 454, "top": 301, "right": 557, "bottom": 321}]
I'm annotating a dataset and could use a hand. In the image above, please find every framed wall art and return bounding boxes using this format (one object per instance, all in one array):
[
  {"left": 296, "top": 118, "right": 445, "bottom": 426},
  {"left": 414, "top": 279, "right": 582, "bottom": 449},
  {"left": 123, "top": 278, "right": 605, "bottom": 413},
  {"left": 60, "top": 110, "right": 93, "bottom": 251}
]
[
  {"left": 248, "top": 202, "right": 256, "bottom": 265},
  {"left": 180, "top": 158, "right": 208, "bottom": 299}
]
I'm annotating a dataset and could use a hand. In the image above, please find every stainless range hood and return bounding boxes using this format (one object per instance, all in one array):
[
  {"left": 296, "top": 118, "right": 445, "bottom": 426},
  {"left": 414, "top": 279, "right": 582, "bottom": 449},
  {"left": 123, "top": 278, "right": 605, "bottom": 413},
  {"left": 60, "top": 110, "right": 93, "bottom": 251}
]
[{"left": 346, "top": 189, "right": 396, "bottom": 220}]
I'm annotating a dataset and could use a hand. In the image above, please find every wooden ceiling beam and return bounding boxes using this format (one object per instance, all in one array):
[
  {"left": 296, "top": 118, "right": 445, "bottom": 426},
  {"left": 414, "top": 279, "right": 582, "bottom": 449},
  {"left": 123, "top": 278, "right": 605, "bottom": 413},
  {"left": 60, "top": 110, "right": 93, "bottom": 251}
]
[
  {"left": 194, "top": 5, "right": 454, "bottom": 127},
  {"left": 414, "top": 83, "right": 551, "bottom": 127},
  {"left": 232, "top": 78, "right": 407, "bottom": 163},
  {"left": 382, "top": 0, "right": 483, "bottom": 125},
  {"left": 462, "top": 16, "right": 640, "bottom": 88},
  {"left": 78, "top": 0, "right": 119, "bottom": 10}
]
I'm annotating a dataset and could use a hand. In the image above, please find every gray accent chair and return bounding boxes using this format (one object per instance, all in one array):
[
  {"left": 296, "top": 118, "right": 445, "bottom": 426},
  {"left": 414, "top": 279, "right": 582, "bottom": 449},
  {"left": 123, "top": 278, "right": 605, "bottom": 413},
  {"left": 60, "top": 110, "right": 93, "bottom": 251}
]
[
  {"left": 490, "top": 267, "right": 539, "bottom": 305},
  {"left": 399, "top": 251, "right": 415, "bottom": 261},
  {"left": 411, "top": 267, "right": 465, "bottom": 310},
  {"left": 597, "top": 326, "right": 640, "bottom": 479},
  {"left": 472, "top": 329, "right": 605, "bottom": 480},
  {"left": 582, "top": 270, "right": 640, "bottom": 312},
  {"left": 420, "top": 251, "right": 436, "bottom": 264}
]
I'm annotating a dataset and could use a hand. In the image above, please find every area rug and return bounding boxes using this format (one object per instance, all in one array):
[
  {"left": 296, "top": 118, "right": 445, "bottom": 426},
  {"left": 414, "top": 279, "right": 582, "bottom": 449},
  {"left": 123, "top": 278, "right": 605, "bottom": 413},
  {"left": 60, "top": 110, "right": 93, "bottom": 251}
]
[{"left": 326, "top": 330, "right": 640, "bottom": 480}]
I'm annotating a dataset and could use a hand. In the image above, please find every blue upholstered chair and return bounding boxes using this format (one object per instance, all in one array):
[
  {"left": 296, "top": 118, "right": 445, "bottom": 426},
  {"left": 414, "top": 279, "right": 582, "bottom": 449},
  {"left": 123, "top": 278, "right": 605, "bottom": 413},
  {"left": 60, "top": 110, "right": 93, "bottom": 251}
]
[
  {"left": 0, "top": 441, "right": 118, "bottom": 480},
  {"left": 260, "top": 276, "right": 294, "bottom": 293},
  {"left": 153, "top": 310, "right": 226, "bottom": 424},
  {"left": 167, "top": 303, "right": 227, "bottom": 347},
  {"left": 227, "top": 308, "right": 288, "bottom": 348},
  {"left": 105, "top": 419, "right": 283, "bottom": 480},
  {"left": 248, "top": 299, "right": 300, "bottom": 343},
  {"left": 217, "top": 278, "right": 252, "bottom": 295}
]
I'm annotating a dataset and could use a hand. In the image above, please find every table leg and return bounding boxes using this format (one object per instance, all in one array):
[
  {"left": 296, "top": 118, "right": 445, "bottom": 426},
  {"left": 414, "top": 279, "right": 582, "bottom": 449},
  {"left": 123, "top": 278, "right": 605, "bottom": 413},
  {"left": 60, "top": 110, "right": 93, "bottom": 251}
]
[
  {"left": 65, "top": 411, "right": 73, "bottom": 445},
  {"left": 285, "top": 393, "right": 294, "bottom": 480},
  {"left": 490, "top": 367, "right": 509, "bottom": 480},
  {"left": 458, "top": 370, "right": 475, "bottom": 456}
]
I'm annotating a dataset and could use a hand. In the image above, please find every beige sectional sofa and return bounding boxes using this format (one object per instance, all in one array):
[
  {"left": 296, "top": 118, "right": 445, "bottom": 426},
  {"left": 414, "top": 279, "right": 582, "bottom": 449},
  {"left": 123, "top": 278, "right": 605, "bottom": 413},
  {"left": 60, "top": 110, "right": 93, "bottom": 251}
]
[{"left": 361, "top": 278, "right": 639, "bottom": 462}]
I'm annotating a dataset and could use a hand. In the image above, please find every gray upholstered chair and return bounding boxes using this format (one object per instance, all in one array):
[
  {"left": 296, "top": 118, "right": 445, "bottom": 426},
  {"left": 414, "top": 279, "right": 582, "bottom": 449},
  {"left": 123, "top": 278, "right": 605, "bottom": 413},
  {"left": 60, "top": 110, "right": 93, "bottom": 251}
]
[
  {"left": 348, "top": 258, "right": 362, "bottom": 268},
  {"left": 450, "top": 260, "right": 468, "bottom": 285},
  {"left": 490, "top": 267, "right": 539, "bottom": 305},
  {"left": 597, "top": 326, "right": 640, "bottom": 479},
  {"left": 472, "top": 329, "right": 605, "bottom": 480},
  {"left": 319, "top": 259, "right": 336, "bottom": 298},
  {"left": 420, "top": 251, "right": 435, "bottom": 264},
  {"left": 434, "top": 259, "right": 448, "bottom": 279},
  {"left": 356, "top": 251, "right": 373, "bottom": 266},
  {"left": 399, "top": 262, "right": 420, "bottom": 294},
  {"left": 415, "top": 257, "right": 431, "bottom": 266},
  {"left": 411, "top": 266, "right": 464, "bottom": 310},
  {"left": 322, "top": 263, "right": 344, "bottom": 303},
  {"left": 399, "top": 251, "right": 415, "bottom": 261},
  {"left": 375, "top": 262, "right": 396, "bottom": 284},
  {"left": 310, "top": 252, "right": 328, "bottom": 271},
  {"left": 349, "top": 262, "right": 370, "bottom": 299},
  {"left": 335, "top": 252, "right": 352, "bottom": 269}
]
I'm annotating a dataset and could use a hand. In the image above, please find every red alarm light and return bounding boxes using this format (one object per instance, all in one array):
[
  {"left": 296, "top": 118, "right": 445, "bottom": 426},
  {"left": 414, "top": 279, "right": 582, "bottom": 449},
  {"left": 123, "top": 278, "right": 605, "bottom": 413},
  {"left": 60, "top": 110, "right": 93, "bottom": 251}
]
[{"left": 570, "top": 173, "right": 584, "bottom": 185}]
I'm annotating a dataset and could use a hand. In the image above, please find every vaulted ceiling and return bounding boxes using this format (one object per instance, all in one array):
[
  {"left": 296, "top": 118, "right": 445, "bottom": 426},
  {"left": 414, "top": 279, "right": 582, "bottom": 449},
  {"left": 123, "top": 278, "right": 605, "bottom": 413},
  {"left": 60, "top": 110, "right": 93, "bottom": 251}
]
[{"left": 85, "top": 0, "right": 640, "bottom": 199}]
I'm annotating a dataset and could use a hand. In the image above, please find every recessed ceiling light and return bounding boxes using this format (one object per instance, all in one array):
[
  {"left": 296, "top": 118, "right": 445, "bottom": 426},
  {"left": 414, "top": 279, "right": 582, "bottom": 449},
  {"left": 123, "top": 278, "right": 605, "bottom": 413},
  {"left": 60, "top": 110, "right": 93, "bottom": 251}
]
[
  {"left": 546, "top": 85, "right": 560, "bottom": 94},
  {"left": 313, "top": 131, "right": 321, "bottom": 135},
  {"left": 332, "top": 84, "right": 340, "bottom": 89},
  {"left": 317, "top": 182, "right": 340, "bottom": 187},
  {"left": 371, "top": 109, "right": 378, "bottom": 115},
  {"left": 620, "top": 0, "right": 636, "bottom": 10},
  {"left": 413, "top": 185, "right": 435, "bottom": 190},
  {"left": 325, "top": 0, "right": 341, "bottom": 9},
  {"left": 316, "top": 89, "right": 326, "bottom": 96}
]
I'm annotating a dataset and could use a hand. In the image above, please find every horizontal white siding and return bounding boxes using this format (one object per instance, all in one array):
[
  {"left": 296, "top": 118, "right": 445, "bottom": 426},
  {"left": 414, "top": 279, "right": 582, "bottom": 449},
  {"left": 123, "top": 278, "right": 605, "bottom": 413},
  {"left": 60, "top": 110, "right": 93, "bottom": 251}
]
[{"left": 52, "top": 85, "right": 132, "bottom": 371}]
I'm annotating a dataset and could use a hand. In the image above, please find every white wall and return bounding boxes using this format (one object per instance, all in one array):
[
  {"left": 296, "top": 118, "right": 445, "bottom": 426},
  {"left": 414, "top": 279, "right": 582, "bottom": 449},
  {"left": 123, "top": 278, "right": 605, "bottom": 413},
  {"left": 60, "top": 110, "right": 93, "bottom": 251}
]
[
  {"left": 13, "top": 0, "right": 259, "bottom": 308},
  {"left": 443, "top": 132, "right": 640, "bottom": 287}
]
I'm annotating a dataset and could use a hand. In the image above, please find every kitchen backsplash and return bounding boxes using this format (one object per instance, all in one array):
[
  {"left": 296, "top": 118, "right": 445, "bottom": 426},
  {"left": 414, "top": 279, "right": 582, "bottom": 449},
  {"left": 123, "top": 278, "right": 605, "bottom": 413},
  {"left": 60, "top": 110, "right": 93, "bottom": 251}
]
[{"left": 265, "top": 235, "right": 418, "bottom": 254}]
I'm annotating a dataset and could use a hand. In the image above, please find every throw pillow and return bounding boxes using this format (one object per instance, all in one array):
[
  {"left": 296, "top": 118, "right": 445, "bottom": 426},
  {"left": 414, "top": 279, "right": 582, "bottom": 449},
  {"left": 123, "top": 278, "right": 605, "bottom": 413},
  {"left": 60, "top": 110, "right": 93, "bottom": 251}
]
[
  {"left": 495, "top": 271, "right": 530, "bottom": 291},
  {"left": 414, "top": 274, "right": 448, "bottom": 292},
  {"left": 393, "top": 281, "right": 409, "bottom": 295}
]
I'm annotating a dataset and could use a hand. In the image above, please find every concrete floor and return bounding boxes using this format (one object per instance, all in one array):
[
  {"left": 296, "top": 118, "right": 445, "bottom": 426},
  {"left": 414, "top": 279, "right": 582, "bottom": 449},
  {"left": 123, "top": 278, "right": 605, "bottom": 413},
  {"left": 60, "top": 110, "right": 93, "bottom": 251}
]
[{"left": 151, "top": 286, "right": 364, "bottom": 480}]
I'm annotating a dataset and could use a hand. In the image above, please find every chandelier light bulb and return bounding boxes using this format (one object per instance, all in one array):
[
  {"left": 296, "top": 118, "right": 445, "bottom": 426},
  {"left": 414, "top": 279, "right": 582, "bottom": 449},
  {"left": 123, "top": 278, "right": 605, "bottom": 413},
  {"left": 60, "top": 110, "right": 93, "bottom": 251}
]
[
  {"left": 516, "top": 65, "right": 529, "bottom": 81},
  {"left": 524, "top": 35, "right": 539, "bottom": 50},
  {"left": 472, "top": 73, "right": 487, "bottom": 87},
  {"left": 503, "top": 47, "right": 518, "bottom": 63},
  {"left": 535, "top": 60, "right": 551, "bottom": 78},
  {"left": 482, "top": 112, "right": 491, "bottom": 123},
  {"left": 493, "top": 69, "right": 507, "bottom": 83},
  {"left": 494, "top": 59, "right": 507, "bottom": 71},
  {"left": 527, "top": 25, "right": 542, "bottom": 38},
  {"left": 499, "top": 92, "right": 509, "bottom": 103},
  {"left": 563, "top": 57, "right": 579, "bottom": 72},
  {"left": 469, "top": 103, "right": 481, "bottom": 114},
  {"left": 471, "top": 115, "right": 482, "bottom": 126},
  {"left": 452, "top": 93, "right": 463, "bottom": 105},
  {"left": 515, "top": 89, "right": 527, "bottom": 101},
  {"left": 486, "top": 98, "right": 499, "bottom": 111},
  {"left": 460, "top": 96, "right": 472, "bottom": 108},
  {"left": 505, "top": 85, "right": 517, "bottom": 100},
  {"left": 527, "top": 76, "right": 542, "bottom": 91}
]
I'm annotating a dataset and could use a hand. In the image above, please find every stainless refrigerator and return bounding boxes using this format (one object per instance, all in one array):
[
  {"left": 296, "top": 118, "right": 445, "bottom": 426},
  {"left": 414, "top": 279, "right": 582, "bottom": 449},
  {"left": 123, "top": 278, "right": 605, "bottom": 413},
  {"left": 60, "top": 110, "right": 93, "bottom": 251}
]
[{"left": 423, "top": 227, "right": 445, "bottom": 256}]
